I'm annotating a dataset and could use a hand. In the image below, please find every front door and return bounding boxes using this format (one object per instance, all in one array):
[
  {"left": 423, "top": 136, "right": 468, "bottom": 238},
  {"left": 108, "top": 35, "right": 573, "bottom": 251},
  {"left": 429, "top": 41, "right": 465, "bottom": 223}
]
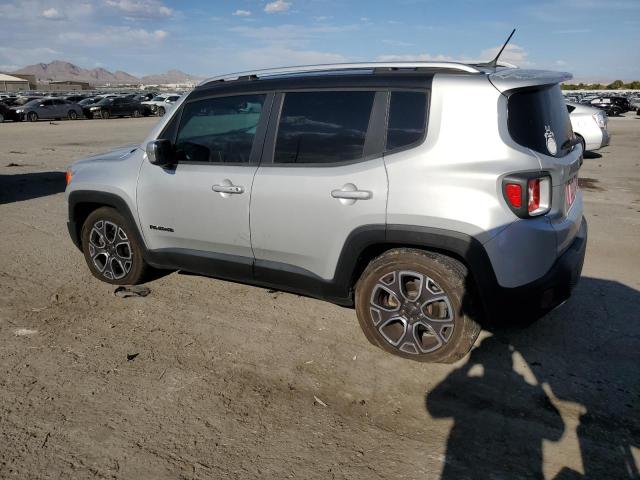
[{"left": 137, "top": 92, "right": 272, "bottom": 267}]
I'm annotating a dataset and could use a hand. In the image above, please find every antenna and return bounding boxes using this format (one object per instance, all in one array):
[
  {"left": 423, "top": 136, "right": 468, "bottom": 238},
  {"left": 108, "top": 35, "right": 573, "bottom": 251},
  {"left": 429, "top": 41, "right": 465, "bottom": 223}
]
[{"left": 478, "top": 29, "right": 516, "bottom": 68}]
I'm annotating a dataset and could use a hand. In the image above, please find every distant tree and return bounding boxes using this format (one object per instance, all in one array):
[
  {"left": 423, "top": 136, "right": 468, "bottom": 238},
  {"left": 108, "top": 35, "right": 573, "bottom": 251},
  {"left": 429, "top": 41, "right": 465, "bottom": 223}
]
[{"left": 607, "top": 80, "right": 624, "bottom": 90}]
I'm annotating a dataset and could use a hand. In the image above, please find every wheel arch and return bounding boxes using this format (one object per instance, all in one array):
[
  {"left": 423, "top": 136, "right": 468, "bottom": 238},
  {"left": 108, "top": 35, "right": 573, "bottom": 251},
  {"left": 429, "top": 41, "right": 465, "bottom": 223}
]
[
  {"left": 67, "top": 190, "right": 147, "bottom": 255},
  {"left": 335, "top": 224, "right": 499, "bottom": 317}
]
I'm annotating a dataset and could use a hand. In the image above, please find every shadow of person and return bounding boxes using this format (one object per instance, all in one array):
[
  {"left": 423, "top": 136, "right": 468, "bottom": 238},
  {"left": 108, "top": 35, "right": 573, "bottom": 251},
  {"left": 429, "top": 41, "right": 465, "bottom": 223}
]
[
  {"left": 426, "top": 335, "right": 564, "bottom": 479},
  {"left": 505, "top": 277, "right": 640, "bottom": 480},
  {"left": 0, "top": 171, "right": 66, "bottom": 204}
]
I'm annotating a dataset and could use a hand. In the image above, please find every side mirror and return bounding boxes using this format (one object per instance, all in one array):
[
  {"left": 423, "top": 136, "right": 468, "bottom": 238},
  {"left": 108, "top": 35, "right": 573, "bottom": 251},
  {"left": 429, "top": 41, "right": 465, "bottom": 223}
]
[{"left": 146, "top": 139, "right": 174, "bottom": 167}]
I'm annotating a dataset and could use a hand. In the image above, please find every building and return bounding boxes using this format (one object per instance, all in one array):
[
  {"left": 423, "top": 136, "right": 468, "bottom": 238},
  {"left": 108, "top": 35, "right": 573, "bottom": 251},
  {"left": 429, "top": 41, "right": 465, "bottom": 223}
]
[
  {"left": 0, "top": 73, "right": 30, "bottom": 92},
  {"left": 10, "top": 74, "right": 37, "bottom": 90},
  {"left": 47, "top": 80, "right": 92, "bottom": 91}
]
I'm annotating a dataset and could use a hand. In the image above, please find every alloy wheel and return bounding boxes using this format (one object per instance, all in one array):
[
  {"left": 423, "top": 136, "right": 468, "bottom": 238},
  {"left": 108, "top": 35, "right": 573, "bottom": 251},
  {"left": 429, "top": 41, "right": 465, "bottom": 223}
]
[
  {"left": 88, "top": 220, "right": 133, "bottom": 280},
  {"left": 369, "top": 270, "right": 454, "bottom": 355}
]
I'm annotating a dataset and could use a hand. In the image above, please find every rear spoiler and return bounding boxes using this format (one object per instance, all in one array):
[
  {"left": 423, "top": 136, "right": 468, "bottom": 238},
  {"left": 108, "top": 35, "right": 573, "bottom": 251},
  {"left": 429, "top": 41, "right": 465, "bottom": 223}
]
[{"left": 489, "top": 69, "right": 573, "bottom": 93}]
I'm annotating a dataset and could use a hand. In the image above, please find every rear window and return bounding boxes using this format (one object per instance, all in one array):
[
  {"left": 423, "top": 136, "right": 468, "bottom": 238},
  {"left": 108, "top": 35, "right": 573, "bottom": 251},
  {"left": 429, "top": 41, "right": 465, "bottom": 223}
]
[
  {"left": 274, "top": 91, "right": 375, "bottom": 164},
  {"left": 386, "top": 91, "right": 428, "bottom": 151},
  {"left": 508, "top": 84, "right": 573, "bottom": 157}
]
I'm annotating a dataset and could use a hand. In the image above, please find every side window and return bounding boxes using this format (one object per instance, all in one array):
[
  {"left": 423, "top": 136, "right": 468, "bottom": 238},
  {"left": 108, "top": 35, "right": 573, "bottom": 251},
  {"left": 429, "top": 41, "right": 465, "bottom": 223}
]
[
  {"left": 43, "top": 100, "right": 54, "bottom": 106},
  {"left": 175, "top": 94, "right": 266, "bottom": 164},
  {"left": 113, "top": 98, "right": 123, "bottom": 105},
  {"left": 274, "top": 91, "right": 375, "bottom": 164},
  {"left": 386, "top": 91, "right": 428, "bottom": 151}
]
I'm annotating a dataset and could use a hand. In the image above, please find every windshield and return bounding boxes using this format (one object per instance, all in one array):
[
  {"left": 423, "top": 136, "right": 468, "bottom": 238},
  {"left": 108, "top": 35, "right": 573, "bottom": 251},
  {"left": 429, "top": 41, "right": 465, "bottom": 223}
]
[
  {"left": 508, "top": 84, "right": 574, "bottom": 158},
  {"left": 95, "top": 98, "right": 114, "bottom": 106},
  {"left": 78, "top": 98, "right": 96, "bottom": 105}
]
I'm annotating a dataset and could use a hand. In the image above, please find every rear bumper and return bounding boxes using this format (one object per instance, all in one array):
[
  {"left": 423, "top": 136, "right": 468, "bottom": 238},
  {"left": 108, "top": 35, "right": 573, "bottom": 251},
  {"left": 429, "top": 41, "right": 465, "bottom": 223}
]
[{"left": 487, "top": 217, "right": 587, "bottom": 322}]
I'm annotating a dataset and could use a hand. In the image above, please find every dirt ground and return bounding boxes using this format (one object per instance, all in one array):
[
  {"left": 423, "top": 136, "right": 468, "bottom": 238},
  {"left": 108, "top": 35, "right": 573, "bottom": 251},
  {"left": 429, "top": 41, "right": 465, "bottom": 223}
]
[{"left": 1, "top": 114, "right": 638, "bottom": 480}]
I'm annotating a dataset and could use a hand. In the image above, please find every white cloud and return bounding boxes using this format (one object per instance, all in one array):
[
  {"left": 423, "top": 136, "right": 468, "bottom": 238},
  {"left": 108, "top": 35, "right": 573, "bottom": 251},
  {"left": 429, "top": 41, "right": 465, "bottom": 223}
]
[
  {"left": 377, "top": 53, "right": 454, "bottom": 62},
  {"left": 479, "top": 43, "right": 529, "bottom": 65},
  {"left": 555, "top": 60, "right": 567, "bottom": 66},
  {"left": 59, "top": 27, "right": 168, "bottom": 46},
  {"left": 105, "top": 0, "right": 173, "bottom": 18},
  {"left": 232, "top": 9, "right": 251, "bottom": 17},
  {"left": 264, "top": 0, "right": 291, "bottom": 14},
  {"left": 377, "top": 44, "right": 530, "bottom": 66},
  {"left": 41, "top": 7, "right": 65, "bottom": 20}
]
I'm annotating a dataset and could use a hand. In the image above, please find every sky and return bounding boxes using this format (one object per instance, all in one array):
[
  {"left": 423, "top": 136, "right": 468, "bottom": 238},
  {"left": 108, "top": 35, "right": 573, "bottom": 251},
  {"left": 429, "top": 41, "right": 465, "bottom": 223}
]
[{"left": 1, "top": 0, "right": 639, "bottom": 82}]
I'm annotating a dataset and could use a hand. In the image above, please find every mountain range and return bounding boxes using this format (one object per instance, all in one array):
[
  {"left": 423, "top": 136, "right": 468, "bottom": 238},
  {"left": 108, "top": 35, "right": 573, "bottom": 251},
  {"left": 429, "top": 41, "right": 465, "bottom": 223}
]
[{"left": 10, "top": 60, "right": 203, "bottom": 85}]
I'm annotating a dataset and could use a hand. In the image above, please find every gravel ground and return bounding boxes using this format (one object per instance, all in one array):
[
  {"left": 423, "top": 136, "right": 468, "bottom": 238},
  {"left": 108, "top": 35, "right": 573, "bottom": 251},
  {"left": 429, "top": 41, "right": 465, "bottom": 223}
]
[{"left": 0, "top": 115, "right": 638, "bottom": 479}]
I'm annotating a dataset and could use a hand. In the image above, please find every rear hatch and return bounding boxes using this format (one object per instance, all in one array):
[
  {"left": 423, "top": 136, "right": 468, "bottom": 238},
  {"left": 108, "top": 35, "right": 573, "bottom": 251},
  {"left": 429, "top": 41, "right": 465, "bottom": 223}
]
[{"left": 492, "top": 70, "right": 583, "bottom": 254}]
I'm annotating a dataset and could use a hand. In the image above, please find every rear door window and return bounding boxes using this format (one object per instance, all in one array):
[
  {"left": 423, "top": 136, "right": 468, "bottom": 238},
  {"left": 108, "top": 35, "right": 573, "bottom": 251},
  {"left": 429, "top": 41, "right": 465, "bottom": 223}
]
[
  {"left": 386, "top": 91, "right": 428, "bottom": 151},
  {"left": 508, "top": 84, "right": 573, "bottom": 157},
  {"left": 274, "top": 91, "right": 375, "bottom": 164}
]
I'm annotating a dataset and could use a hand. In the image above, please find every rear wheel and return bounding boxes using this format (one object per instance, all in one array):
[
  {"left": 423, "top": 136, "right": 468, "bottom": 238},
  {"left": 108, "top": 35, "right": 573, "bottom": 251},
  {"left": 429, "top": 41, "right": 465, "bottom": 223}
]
[
  {"left": 0, "top": 113, "right": 4, "bottom": 123},
  {"left": 576, "top": 133, "right": 586, "bottom": 154},
  {"left": 355, "top": 249, "right": 481, "bottom": 363},
  {"left": 157, "top": 106, "right": 165, "bottom": 117},
  {"left": 81, "top": 207, "right": 149, "bottom": 285},
  {"left": 133, "top": 109, "right": 141, "bottom": 118},
  {"left": 27, "top": 111, "right": 38, "bottom": 122},
  {"left": 68, "top": 110, "right": 78, "bottom": 120}
]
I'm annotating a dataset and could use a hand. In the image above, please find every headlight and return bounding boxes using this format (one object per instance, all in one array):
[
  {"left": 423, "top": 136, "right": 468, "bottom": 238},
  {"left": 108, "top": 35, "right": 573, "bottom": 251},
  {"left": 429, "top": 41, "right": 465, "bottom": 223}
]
[
  {"left": 15, "top": 109, "right": 23, "bottom": 113},
  {"left": 90, "top": 106, "right": 100, "bottom": 111}
]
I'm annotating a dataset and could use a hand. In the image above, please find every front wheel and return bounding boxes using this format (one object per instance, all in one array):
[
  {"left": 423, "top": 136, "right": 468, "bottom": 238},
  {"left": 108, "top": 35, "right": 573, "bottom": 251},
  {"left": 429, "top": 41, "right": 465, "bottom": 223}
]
[
  {"left": 81, "top": 207, "right": 150, "bottom": 285},
  {"left": 27, "top": 111, "right": 38, "bottom": 122},
  {"left": 355, "top": 249, "right": 481, "bottom": 363},
  {"left": 101, "top": 110, "right": 110, "bottom": 120},
  {"left": 133, "top": 109, "right": 141, "bottom": 118},
  {"left": 0, "top": 113, "right": 4, "bottom": 123},
  {"left": 68, "top": 110, "right": 78, "bottom": 120},
  {"left": 157, "top": 106, "right": 165, "bottom": 116}
]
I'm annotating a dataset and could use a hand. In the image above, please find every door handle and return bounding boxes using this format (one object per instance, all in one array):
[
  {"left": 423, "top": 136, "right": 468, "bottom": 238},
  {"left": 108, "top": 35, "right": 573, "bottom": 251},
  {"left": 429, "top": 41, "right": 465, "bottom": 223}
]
[
  {"left": 331, "top": 189, "right": 372, "bottom": 200},
  {"left": 212, "top": 184, "right": 244, "bottom": 194}
]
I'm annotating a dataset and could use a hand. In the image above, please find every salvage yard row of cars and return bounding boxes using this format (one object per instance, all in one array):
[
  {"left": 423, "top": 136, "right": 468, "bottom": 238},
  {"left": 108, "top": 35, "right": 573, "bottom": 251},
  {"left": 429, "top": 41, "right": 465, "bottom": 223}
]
[{"left": 0, "top": 91, "right": 183, "bottom": 123}]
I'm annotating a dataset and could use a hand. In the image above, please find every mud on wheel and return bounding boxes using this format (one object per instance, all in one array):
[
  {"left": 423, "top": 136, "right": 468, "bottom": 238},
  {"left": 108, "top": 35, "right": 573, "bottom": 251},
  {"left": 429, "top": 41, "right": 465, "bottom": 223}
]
[
  {"left": 355, "top": 249, "right": 481, "bottom": 363},
  {"left": 80, "top": 207, "right": 149, "bottom": 285}
]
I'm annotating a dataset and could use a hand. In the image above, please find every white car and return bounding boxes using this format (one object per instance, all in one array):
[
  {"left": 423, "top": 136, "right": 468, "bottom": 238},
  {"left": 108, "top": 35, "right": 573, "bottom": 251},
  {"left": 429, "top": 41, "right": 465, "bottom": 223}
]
[
  {"left": 141, "top": 94, "right": 181, "bottom": 116},
  {"left": 567, "top": 102, "right": 610, "bottom": 152}
]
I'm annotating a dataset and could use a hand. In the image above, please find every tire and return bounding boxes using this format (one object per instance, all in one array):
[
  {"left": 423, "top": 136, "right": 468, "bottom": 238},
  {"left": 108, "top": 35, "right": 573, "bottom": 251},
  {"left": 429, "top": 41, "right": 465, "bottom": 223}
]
[
  {"left": 355, "top": 248, "right": 481, "bottom": 363},
  {"left": 101, "top": 110, "right": 110, "bottom": 120},
  {"left": 133, "top": 109, "right": 141, "bottom": 118},
  {"left": 68, "top": 110, "right": 78, "bottom": 120},
  {"left": 27, "top": 111, "right": 38, "bottom": 122},
  {"left": 157, "top": 106, "right": 165, "bottom": 117},
  {"left": 81, "top": 207, "right": 150, "bottom": 285},
  {"left": 0, "top": 113, "right": 4, "bottom": 123}
]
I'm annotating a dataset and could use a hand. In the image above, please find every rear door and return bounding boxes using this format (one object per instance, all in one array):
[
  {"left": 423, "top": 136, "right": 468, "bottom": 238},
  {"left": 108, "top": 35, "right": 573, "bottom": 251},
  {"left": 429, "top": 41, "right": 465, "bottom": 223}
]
[
  {"left": 250, "top": 89, "right": 388, "bottom": 282},
  {"left": 137, "top": 92, "right": 273, "bottom": 267}
]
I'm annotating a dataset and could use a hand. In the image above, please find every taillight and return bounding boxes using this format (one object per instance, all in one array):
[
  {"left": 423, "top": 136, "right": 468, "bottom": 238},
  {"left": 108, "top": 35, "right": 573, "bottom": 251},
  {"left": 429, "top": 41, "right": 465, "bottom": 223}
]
[
  {"left": 505, "top": 184, "right": 522, "bottom": 208},
  {"left": 65, "top": 168, "right": 73, "bottom": 186},
  {"left": 592, "top": 112, "right": 606, "bottom": 129},
  {"left": 502, "top": 174, "right": 551, "bottom": 218}
]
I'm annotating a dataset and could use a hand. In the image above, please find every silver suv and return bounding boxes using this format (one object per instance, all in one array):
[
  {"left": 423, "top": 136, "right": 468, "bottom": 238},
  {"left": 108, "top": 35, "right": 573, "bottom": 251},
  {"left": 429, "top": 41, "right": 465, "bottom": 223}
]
[{"left": 65, "top": 62, "right": 587, "bottom": 363}]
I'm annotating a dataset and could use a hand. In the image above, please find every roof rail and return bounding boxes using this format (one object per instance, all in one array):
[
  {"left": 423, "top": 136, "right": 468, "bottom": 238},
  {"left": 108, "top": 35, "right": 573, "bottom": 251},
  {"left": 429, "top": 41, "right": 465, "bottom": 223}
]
[{"left": 199, "top": 61, "right": 482, "bottom": 86}]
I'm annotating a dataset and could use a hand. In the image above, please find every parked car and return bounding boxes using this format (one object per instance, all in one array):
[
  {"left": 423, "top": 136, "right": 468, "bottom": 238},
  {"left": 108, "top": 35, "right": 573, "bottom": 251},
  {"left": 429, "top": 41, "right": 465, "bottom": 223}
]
[
  {"left": 588, "top": 97, "right": 624, "bottom": 116},
  {"left": 606, "top": 96, "right": 632, "bottom": 112},
  {"left": 567, "top": 102, "right": 609, "bottom": 152},
  {"left": 65, "top": 62, "right": 588, "bottom": 363},
  {"left": 85, "top": 96, "right": 146, "bottom": 119},
  {"left": 0, "top": 102, "right": 11, "bottom": 122},
  {"left": 13, "top": 97, "right": 81, "bottom": 121},
  {"left": 65, "top": 94, "right": 91, "bottom": 103},
  {"left": 141, "top": 94, "right": 180, "bottom": 116}
]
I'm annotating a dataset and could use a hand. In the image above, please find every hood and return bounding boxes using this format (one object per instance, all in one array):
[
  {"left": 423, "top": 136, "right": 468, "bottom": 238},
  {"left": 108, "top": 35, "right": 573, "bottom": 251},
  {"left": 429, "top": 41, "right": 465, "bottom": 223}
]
[{"left": 72, "top": 144, "right": 140, "bottom": 169}]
